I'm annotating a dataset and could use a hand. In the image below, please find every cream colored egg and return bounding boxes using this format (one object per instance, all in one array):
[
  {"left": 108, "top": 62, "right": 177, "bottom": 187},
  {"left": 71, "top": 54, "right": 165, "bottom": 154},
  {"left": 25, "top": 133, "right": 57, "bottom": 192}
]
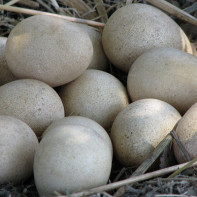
[
  {"left": 127, "top": 48, "right": 197, "bottom": 114},
  {"left": 111, "top": 99, "right": 181, "bottom": 166},
  {"left": 0, "top": 79, "right": 64, "bottom": 136},
  {"left": 0, "top": 115, "right": 38, "bottom": 184},
  {"left": 34, "top": 124, "right": 112, "bottom": 196},
  {"left": 42, "top": 116, "right": 113, "bottom": 154},
  {"left": 102, "top": 3, "right": 193, "bottom": 72},
  {"left": 6, "top": 15, "right": 93, "bottom": 87},
  {"left": 59, "top": 69, "right": 129, "bottom": 130},
  {"left": 77, "top": 24, "right": 108, "bottom": 70},
  {"left": 0, "top": 37, "right": 15, "bottom": 86},
  {"left": 173, "top": 102, "right": 197, "bottom": 163}
]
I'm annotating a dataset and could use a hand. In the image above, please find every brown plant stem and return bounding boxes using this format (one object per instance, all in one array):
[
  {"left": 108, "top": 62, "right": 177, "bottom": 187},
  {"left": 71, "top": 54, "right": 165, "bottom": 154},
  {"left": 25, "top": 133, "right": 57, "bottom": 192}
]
[
  {"left": 0, "top": 4, "right": 105, "bottom": 27},
  {"left": 146, "top": 0, "right": 197, "bottom": 26},
  {"left": 50, "top": 160, "right": 197, "bottom": 197}
]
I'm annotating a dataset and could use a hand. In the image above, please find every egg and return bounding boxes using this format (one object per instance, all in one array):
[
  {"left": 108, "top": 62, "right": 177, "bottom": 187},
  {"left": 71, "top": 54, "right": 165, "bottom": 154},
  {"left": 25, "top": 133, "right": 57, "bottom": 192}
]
[
  {"left": 111, "top": 99, "right": 181, "bottom": 166},
  {"left": 173, "top": 102, "right": 197, "bottom": 163},
  {"left": 42, "top": 116, "right": 113, "bottom": 154},
  {"left": 0, "top": 37, "right": 15, "bottom": 86},
  {"left": 102, "top": 3, "right": 193, "bottom": 72},
  {"left": 34, "top": 124, "right": 112, "bottom": 196},
  {"left": 6, "top": 15, "right": 93, "bottom": 87},
  {"left": 0, "top": 115, "right": 38, "bottom": 184},
  {"left": 77, "top": 24, "right": 108, "bottom": 70},
  {"left": 0, "top": 79, "right": 64, "bottom": 136},
  {"left": 127, "top": 48, "right": 197, "bottom": 114},
  {"left": 59, "top": 69, "right": 129, "bottom": 130}
]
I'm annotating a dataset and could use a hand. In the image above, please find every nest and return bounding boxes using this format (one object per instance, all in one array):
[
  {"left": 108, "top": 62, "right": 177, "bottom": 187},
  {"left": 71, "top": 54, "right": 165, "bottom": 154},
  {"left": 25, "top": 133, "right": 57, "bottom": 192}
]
[{"left": 0, "top": 0, "right": 197, "bottom": 197}]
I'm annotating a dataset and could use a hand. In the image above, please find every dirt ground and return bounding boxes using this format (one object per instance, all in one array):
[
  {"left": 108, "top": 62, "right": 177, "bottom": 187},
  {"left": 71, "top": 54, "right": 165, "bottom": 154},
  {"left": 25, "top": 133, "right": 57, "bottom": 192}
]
[{"left": 0, "top": 0, "right": 197, "bottom": 197}]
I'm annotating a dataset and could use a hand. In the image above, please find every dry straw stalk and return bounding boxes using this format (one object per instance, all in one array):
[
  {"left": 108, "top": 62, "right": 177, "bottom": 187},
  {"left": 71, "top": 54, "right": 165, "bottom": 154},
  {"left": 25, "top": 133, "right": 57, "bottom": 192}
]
[
  {"left": 146, "top": 0, "right": 197, "bottom": 26},
  {"left": 0, "top": 4, "right": 105, "bottom": 27},
  {"left": 52, "top": 160, "right": 197, "bottom": 197}
]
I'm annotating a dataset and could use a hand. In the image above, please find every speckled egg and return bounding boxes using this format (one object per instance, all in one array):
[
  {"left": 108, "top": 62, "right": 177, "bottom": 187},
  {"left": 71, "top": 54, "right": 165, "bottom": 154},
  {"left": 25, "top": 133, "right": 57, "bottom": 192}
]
[
  {"left": 59, "top": 69, "right": 129, "bottom": 130},
  {"left": 77, "top": 24, "right": 108, "bottom": 70},
  {"left": 0, "top": 79, "right": 64, "bottom": 136},
  {"left": 42, "top": 116, "right": 113, "bottom": 154},
  {"left": 111, "top": 99, "right": 181, "bottom": 166},
  {"left": 34, "top": 124, "right": 112, "bottom": 196},
  {"left": 173, "top": 102, "right": 197, "bottom": 163},
  {"left": 0, "top": 115, "right": 38, "bottom": 184},
  {"left": 102, "top": 3, "right": 193, "bottom": 72},
  {"left": 127, "top": 48, "right": 197, "bottom": 114},
  {"left": 0, "top": 37, "right": 15, "bottom": 86},
  {"left": 6, "top": 15, "right": 93, "bottom": 87}
]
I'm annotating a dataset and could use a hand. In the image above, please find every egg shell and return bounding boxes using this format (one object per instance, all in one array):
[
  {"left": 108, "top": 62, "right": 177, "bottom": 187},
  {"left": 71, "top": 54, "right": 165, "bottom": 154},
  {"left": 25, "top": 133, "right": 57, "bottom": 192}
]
[
  {"left": 173, "top": 102, "right": 197, "bottom": 163},
  {"left": 6, "top": 15, "right": 93, "bottom": 87},
  {"left": 34, "top": 124, "right": 112, "bottom": 196},
  {"left": 127, "top": 48, "right": 197, "bottom": 114},
  {"left": 0, "top": 79, "right": 64, "bottom": 136},
  {"left": 77, "top": 24, "right": 108, "bottom": 70},
  {"left": 59, "top": 69, "right": 129, "bottom": 130},
  {"left": 102, "top": 3, "right": 193, "bottom": 72},
  {"left": 111, "top": 99, "right": 181, "bottom": 166},
  {"left": 0, "top": 37, "right": 15, "bottom": 86},
  {"left": 0, "top": 115, "right": 38, "bottom": 184},
  {"left": 42, "top": 116, "right": 113, "bottom": 154}
]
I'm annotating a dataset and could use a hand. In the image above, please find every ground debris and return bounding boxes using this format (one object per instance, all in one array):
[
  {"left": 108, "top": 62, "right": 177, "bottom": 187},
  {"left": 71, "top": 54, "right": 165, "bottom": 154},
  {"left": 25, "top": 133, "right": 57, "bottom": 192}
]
[
  {"left": 0, "top": 180, "right": 39, "bottom": 197},
  {"left": 121, "top": 175, "right": 197, "bottom": 197}
]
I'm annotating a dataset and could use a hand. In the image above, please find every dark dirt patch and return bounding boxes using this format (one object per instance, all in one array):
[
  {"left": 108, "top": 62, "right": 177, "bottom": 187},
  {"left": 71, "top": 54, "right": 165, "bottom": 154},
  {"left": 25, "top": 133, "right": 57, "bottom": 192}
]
[{"left": 0, "top": 179, "right": 38, "bottom": 197}]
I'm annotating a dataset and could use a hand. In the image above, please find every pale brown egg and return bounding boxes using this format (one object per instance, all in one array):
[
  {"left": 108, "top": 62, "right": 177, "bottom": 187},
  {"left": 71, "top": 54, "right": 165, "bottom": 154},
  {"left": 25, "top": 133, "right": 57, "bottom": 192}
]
[
  {"left": 173, "top": 103, "right": 197, "bottom": 163},
  {"left": 0, "top": 37, "right": 15, "bottom": 85},
  {"left": 59, "top": 70, "right": 129, "bottom": 130},
  {"left": 0, "top": 115, "right": 38, "bottom": 184},
  {"left": 34, "top": 124, "right": 112, "bottom": 196},
  {"left": 0, "top": 79, "right": 64, "bottom": 136},
  {"left": 111, "top": 99, "right": 181, "bottom": 166},
  {"left": 102, "top": 3, "right": 193, "bottom": 72},
  {"left": 127, "top": 48, "right": 197, "bottom": 114},
  {"left": 6, "top": 15, "right": 93, "bottom": 87}
]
